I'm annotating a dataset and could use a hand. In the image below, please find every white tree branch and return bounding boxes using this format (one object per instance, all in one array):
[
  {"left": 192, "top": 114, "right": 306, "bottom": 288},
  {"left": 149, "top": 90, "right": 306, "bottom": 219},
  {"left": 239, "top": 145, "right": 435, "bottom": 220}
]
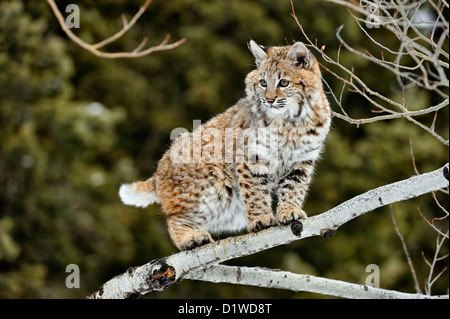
[
  {"left": 186, "top": 265, "right": 449, "bottom": 299},
  {"left": 88, "top": 163, "right": 448, "bottom": 299}
]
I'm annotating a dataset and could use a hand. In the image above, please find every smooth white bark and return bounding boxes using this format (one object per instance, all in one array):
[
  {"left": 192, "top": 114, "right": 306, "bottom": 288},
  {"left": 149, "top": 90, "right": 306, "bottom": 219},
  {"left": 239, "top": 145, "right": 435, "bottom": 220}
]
[{"left": 186, "top": 265, "right": 449, "bottom": 299}]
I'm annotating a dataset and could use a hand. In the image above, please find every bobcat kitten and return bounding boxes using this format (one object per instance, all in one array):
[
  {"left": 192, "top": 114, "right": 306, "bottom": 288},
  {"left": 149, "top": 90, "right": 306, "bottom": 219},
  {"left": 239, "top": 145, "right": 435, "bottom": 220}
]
[{"left": 119, "top": 41, "right": 331, "bottom": 250}]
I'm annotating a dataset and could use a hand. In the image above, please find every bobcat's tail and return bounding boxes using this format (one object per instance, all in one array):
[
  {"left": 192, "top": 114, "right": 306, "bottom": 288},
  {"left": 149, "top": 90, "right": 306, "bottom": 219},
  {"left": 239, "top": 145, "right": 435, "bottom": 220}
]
[{"left": 119, "top": 177, "right": 159, "bottom": 208}]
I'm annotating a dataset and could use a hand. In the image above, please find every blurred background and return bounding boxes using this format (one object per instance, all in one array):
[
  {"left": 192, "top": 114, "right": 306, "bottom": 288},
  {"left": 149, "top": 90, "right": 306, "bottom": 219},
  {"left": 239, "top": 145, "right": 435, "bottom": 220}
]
[{"left": 0, "top": 0, "right": 448, "bottom": 298}]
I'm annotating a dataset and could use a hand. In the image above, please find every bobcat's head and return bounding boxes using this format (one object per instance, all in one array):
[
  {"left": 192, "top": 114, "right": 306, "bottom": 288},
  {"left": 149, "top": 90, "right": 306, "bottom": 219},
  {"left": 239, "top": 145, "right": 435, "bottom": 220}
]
[{"left": 245, "top": 40, "right": 323, "bottom": 120}]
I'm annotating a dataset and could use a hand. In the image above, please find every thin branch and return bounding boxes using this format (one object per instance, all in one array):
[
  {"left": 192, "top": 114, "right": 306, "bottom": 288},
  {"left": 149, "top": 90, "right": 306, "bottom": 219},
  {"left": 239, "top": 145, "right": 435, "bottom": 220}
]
[
  {"left": 46, "top": 0, "right": 186, "bottom": 59},
  {"left": 409, "top": 137, "right": 420, "bottom": 175},
  {"left": 88, "top": 163, "right": 449, "bottom": 298},
  {"left": 431, "top": 191, "right": 449, "bottom": 220},
  {"left": 186, "top": 265, "right": 447, "bottom": 299},
  {"left": 424, "top": 231, "right": 449, "bottom": 295},
  {"left": 389, "top": 204, "right": 422, "bottom": 294},
  {"left": 417, "top": 206, "right": 449, "bottom": 238},
  {"left": 91, "top": 0, "right": 152, "bottom": 50},
  {"left": 331, "top": 99, "right": 449, "bottom": 125}
]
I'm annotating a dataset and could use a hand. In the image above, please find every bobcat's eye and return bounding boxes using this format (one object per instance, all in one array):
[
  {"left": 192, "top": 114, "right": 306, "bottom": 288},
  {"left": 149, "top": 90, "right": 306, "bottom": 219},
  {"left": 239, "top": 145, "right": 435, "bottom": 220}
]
[
  {"left": 260, "top": 79, "right": 267, "bottom": 87},
  {"left": 279, "top": 79, "right": 290, "bottom": 87}
]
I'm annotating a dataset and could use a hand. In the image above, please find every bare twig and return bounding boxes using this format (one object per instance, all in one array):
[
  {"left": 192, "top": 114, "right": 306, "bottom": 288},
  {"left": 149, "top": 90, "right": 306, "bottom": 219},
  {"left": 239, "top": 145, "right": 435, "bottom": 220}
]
[
  {"left": 389, "top": 204, "right": 422, "bottom": 294},
  {"left": 417, "top": 206, "right": 449, "bottom": 238},
  {"left": 330, "top": 99, "right": 448, "bottom": 125},
  {"left": 46, "top": 0, "right": 186, "bottom": 58},
  {"left": 91, "top": 0, "right": 152, "bottom": 50},
  {"left": 409, "top": 137, "right": 420, "bottom": 175},
  {"left": 424, "top": 231, "right": 449, "bottom": 295},
  {"left": 431, "top": 191, "right": 449, "bottom": 220}
]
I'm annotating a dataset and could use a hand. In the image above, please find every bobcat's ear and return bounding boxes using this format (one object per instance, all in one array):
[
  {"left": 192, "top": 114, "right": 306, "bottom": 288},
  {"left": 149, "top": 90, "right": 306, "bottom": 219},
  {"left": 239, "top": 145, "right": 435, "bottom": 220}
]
[
  {"left": 288, "top": 42, "right": 312, "bottom": 69},
  {"left": 248, "top": 40, "right": 267, "bottom": 67}
]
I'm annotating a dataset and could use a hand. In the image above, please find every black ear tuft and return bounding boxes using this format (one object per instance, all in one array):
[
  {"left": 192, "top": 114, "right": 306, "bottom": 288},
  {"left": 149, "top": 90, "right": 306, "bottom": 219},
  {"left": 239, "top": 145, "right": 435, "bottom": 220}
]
[
  {"left": 259, "top": 45, "right": 270, "bottom": 52},
  {"left": 247, "top": 38, "right": 269, "bottom": 52}
]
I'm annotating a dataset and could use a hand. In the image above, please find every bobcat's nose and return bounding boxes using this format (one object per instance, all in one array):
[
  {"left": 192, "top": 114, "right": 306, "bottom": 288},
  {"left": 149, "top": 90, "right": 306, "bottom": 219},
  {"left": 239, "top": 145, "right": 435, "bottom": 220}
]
[{"left": 265, "top": 97, "right": 275, "bottom": 104}]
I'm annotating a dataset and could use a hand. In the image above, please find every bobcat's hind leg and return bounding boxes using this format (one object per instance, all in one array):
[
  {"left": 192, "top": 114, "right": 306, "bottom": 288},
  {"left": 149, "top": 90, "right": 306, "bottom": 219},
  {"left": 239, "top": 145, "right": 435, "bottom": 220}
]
[{"left": 167, "top": 218, "right": 213, "bottom": 250}]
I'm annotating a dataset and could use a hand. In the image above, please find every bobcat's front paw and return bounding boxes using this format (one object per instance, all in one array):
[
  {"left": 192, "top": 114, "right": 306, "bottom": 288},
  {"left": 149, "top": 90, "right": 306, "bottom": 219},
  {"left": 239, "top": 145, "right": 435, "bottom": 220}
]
[
  {"left": 248, "top": 213, "right": 278, "bottom": 233},
  {"left": 277, "top": 205, "right": 307, "bottom": 225},
  {"left": 178, "top": 230, "right": 213, "bottom": 251}
]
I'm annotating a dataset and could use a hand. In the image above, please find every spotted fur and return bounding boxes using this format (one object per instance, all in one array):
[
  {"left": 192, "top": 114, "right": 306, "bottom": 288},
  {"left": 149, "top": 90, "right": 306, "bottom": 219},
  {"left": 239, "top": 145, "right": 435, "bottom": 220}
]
[{"left": 119, "top": 41, "right": 331, "bottom": 250}]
